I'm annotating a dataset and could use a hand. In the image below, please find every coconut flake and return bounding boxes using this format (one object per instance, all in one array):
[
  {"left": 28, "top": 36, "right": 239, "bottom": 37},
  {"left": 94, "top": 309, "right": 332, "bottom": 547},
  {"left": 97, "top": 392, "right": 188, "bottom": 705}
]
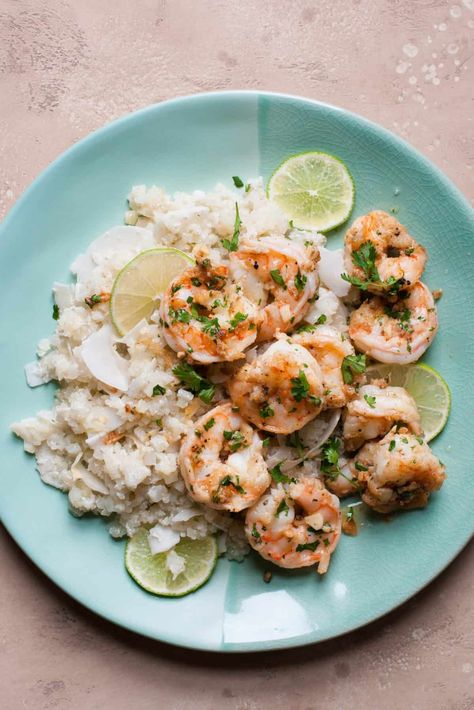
[
  {"left": 148, "top": 524, "right": 180, "bottom": 555},
  {"left": 24, "top": 361, "right": 50, "bottom": 387},
  {"left": 53, "top": 282, "right": 74, "bottom": 309},
  {"left": 71, "top": 453, "right": 109, "bottom": 494},
  {"left": 71, "top": 226, "right": 155, "bottom": 282},
  {"left": 80, "top": 324, "right": 129, "bottom": 391},
  {"left": 165, "top": 549, "right": 186, "bottom": 580},
  {"left": 170, "top": 508, "right": 200, "bottom": 523},
  {"left": 318, "top": 247, "right": 350, "bottom": 297}
]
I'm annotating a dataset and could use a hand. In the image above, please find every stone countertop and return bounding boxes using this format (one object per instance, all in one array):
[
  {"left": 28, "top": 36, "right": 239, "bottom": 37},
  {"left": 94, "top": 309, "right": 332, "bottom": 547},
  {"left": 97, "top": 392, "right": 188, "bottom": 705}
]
[{"left": 0, "top": 1, "right": 472, "bottom": 708}]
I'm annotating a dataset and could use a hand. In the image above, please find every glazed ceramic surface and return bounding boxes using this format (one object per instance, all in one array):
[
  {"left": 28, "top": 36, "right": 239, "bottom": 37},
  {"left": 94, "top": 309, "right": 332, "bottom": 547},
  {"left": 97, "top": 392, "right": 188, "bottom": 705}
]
[{"left": 0, "top": 92, "right": 473, "bottom": 652}]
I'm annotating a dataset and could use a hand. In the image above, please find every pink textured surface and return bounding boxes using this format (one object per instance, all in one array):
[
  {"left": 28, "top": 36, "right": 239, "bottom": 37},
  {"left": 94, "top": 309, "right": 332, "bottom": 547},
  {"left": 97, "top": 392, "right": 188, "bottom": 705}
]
[{"left": 0, "top": 1, "right": 472, "bottom": 708}]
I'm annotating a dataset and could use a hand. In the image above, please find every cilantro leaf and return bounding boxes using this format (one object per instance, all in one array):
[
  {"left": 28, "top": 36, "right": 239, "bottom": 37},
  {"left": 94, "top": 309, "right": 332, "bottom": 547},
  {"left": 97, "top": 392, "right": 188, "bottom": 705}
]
[
  {"left": 52, "top": 304, "right": 60, "bottom": 320},
  {"left": 152, "top": 384, "right": 166, "bottom": 396},
  {"left": 259, "top": 402, "right": 274, "bottom": 419},
  {"left": 364, "top": 393, "right": 377, "bottom": 408},
  {"left": 232, "top": 176, "right": 244, "bottom": 188},
  {"left": 269, "top": 463, "right": 295, "bottom": 484},
  {"left": 294, "top": 270, "right": 307, "bottom": 293},
  {"left": 270, "top": 269, "right": 287, "bottom": 290},
  {"left": 296, "top": 541, "right": 319, "bottom": 552},
  {"left": 229, "top": 312, "right": 248, "bottom": 330},
  {"left": 222, "top": 203, "right": 241, "bottom": 252},
  {"left": 291, "top": 371, "right": 310, "bottom": 402},
  {"left": 275, "top": 499, "right": 289, "bottom": 517},
  {"left": 341, "top": 354, "right": 367, "bottom": 384},
  {"left": 172, "top": 362, "right": 216, "bottom": 404}
]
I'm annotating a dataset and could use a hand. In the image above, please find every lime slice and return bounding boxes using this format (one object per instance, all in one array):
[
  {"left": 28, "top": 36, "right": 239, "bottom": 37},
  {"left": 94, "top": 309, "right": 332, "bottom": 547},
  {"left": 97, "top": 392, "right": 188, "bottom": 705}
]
[
  {"left": 366, "top": 363, "right": 451, "bottom": 441},
  {"left": 267, "top": 151, "right": 355, "bottom": 232},
  {"left": 110, "top": 247, "right": 194, "bottom": 335},
  {"left": 125, "top": 529, "right": 218, "bottom": 597}
]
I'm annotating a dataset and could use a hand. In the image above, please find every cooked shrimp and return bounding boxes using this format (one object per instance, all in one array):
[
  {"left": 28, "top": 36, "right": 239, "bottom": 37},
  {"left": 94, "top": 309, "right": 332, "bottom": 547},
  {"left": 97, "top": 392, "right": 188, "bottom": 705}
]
[
  {"left": 291, "top": 325, "right": 357, "bottom": 409},
  {"left": 344, "top": 211, "right": 426, "bottom": 292},
  {"left": 349, "top": 282, "right": 438, "bottom": 364},
  {"left": 227, "top": 339, "right": 324, "bottom": 434},
  {"left": 343, "top": 384, "right": 421, "bottom": 451},
  {"left": 245, "top": 477, "right": 341, "bottom": 572},
  {"left": 179, "top": 402, "right": 270, "bottom": 512},
  {"left": 229, "top": 237, "right": 318, "bottom": 342},
  {"left": 355, "top": 427, "right": 446, "bottom": 513},
  {"left": 161, "top": 261, "right": 260, "bottom": 364}
]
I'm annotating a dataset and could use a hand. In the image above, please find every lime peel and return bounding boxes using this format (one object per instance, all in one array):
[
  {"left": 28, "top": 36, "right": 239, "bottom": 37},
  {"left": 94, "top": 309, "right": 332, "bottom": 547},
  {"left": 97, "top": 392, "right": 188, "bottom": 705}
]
[
  {"left": 267, "top": 151, "right": 355, "bottom": 232},
  {"left": 366, "top": 362, "right": 451, "bottom": 441},
  {"left": 110, "top": 247, "right": 194, "bottom": 336}
]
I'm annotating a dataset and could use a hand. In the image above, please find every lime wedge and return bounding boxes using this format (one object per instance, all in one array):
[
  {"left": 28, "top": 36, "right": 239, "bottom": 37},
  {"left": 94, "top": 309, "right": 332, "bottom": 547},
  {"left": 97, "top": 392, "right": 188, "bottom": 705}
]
[
  {"left": 267, "top": 151, "right": 354, "bottom": 232},
  {"left": 110, "top": 247, "right": 194, "bottom": 335},
  {"left": 125, "top": 529, "right": 218, "bottom": 597},
  {"left": 366, "top": 363, "right": 451, "bottom": 441}
]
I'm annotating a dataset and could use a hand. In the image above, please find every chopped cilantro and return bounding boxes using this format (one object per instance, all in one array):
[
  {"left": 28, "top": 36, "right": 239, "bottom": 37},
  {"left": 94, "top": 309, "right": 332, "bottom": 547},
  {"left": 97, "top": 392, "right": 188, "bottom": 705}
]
[
  {"left": 269, "top": 463, "right": 294, "bottom": 484},
  {"left": 172, "top": 362, "right": 216, "bottom": 404},
  {"left": 203, "top": 418, "right": 215, "bottom": 431},
  {"left": 291, "top": 371, "right": 310, "bottom": 402},
  {"left": 294, "top": 270, "right": 307, "bottom": 292},
  {"left": 276, "top": 499, "right": 290, "bottom": 517},
  {"left": 341, "top": 354, "right": 366, "bottom": 384},
  {"left": 169, "top": 307, "right": 191, "bottom": 324},
  {"left": 296, "top": 541, "right": 319, "bottom": 552},
  {"left": 251, "top": 523, "right": 261, "bottom": 542},
  {"left": 152, "top": 384, "right": 166, "bottom": 396},
  {"left": 222, "top": 203, "right": 241, "bottom": 252},
  {"left": 389, "top": 439, "right": 396, "bottom": 452},
  {"left": 262, "top": 437, "right": 270, "bottom": 447},
  {"left": 364, "top": 393, "right": 376, "bottom": 408},
  {"left": 200, "top": 316, "right": 221, "bottom": 337},
  {"left": 190, "top": 277, "right": 201, "bottom": 287},
  {"left": 355, "top": 461, "right": 368, "bottom": 472},
  {"left": 259, "top": 402, "right": 274, "bottom": 419},
  {"left": 229, "top": 312, "right": 248, "bottom": 330},
  {"left": 171, "top": 283, "right": 183, "bottom": 293},
  {"left": 223, "top": 430, "right": 247, "bottom": 452},
  {"left": 232, "top": 175, "right": 244, "bottom": 188},
  {"left": 52, "top": 304, "right": 60, "bottom": 320},
  {"left": 270, "top": 269, "right": 287, "bottom": 290}
]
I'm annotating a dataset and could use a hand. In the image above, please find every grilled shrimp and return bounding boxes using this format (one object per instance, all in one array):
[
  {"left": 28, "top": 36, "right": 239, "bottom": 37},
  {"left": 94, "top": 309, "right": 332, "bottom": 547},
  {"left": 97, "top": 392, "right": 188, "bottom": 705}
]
[
  {"left": 227, "top": 338, "right": 324, "bottom": 434},
  {"left": 229, "top": 237, "right": 318, "bottom": 341},
  {"left": 354, "top": 427, "right": 446, "bottom": 513},
  {"left": 161, "top": 261, "right": 260, "bottom": 364},
  {"left": 349, "top": 282, "right": 438, "bottom": 364},
  {"left": 291, "top": 325, "right": 357, "bottom": 409},
  {"left": 344, "top": 211, "right": 426, "bottom": 292},
  {"left": 343, "top": 383, "right": 421, "bottom": 451},
  {"left": 179, "top": 402, "right": 270, "bottom": 512},
  {"left": 245, "top": 477, "right": 341, "bottom": 572}
]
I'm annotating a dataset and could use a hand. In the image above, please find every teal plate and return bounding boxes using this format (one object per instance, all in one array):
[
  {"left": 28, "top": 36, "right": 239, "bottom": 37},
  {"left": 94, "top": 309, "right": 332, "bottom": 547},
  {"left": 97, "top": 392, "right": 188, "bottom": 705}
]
[{"left": 0, "top": 92, "right": 473, "bottom": 652}]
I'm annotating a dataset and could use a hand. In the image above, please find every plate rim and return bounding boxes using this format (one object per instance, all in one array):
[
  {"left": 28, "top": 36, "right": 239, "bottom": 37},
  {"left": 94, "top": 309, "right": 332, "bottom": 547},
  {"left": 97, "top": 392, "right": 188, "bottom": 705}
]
[{"left": 1, "top": 90, "right": 473, "bottom": 653}]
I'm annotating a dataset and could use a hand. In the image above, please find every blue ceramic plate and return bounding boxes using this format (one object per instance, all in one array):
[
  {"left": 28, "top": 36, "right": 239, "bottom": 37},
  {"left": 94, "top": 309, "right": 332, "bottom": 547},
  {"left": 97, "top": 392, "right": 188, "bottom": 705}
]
[{"left": 1, "top": 92, "right": 473, "bottom": 652}]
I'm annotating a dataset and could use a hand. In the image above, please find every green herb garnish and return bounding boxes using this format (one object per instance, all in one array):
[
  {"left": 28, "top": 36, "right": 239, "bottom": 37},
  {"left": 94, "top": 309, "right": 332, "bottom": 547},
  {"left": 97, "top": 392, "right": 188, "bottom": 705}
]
[
  {"left": 270, "top": 269, "right": 287, "bottom": 290},
  {"left": 204, "top": 418, "right": 215, "bottom": 431},
  {"left": 269, "top": 463, "right": 294, "bottom": 484},
  {"left": 152, "top": 384, "right": 166, "bottom": 396},
  {"left": 259, "top": 402, "right": 274, "bottom": 419},
  {"left": 291, "top": 371, "right": 310, "bottom": 402},
  {"left": 229, "top": 312, "right": 248, "bottom": 330},
  {"left": 222, "top": 203, "right": 241, "bottom": 252},
  {"left": 52, "top": 304, "right": 60, "bottom": 320},
  {"left": 294, "top": 271, "right": 307, "bottom": 292},
  {"left": 172, "top": 362, "right": 216, "bottom": 404},
  {"left": 232, "top": 176, "right": 244, "bottom": 188},
  {"left": 341, "top": 354, "right": 366, "bottom": 384},
  {"left": 364, "top": 393, "right": 376, "bottom": 408}
]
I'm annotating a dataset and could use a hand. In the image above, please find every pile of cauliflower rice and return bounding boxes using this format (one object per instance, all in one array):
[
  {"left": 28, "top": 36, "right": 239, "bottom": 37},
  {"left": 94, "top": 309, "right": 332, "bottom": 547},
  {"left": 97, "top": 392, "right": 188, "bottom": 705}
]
[{"left": 11, "top": 179, "right": 348, "bottom": 561}]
